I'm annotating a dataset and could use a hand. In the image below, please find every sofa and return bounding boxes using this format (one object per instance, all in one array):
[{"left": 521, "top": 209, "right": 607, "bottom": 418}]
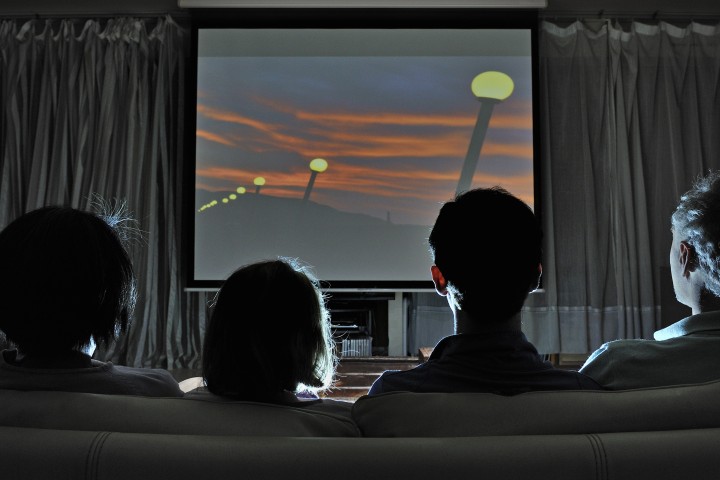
[{"left": 2, "top": 379, "right": 720, "bottom": 479}]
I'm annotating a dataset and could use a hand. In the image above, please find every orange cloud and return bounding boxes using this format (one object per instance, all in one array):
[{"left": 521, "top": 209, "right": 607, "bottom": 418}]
[
  {"left": 197, "top": 102, "right": 533, "bottom": 162},
  {"left": 296, "top": 110, "right": 472, "bottom": 127},
  {"left": 198, "top": 104, "right": 277, "bottom": 134},
  {"left": 489, "top": 114, "right": 533, "bottom": 130},
  {"left": 236, "top": 124, "right": 532, "bottom": 161},
  {"left": 197, "top": 129, "right": 235, "bottom": 147},
  {"left": 255, "top": 93, "right": 532, "bottom": 130},
  {"left": 297, "top": 110, "right": 531, "bottom": 131}
]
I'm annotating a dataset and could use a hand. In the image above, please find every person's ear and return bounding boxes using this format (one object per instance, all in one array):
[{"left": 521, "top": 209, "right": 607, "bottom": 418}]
[
  {"left": 679, "top": 241, "right": 696, "bottom": 277},
  {"left": 431, "top": 264, "right": 448, "bottom": 296}
]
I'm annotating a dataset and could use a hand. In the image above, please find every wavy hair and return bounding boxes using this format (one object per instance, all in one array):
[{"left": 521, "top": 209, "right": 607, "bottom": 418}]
[{"left": 671, "top": 171, "right": 720, "bottom": 297}]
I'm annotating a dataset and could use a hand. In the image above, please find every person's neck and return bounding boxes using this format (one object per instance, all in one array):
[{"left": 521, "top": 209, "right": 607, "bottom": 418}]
[
  {"left": 686, "top": 286, "right": 720, "bottom": 315},
  {"left": 454, "top": 310, "right": 522, "bottom": 335},
  {"left": 694, "top": 289, "right": 720, "bottom": 315}
]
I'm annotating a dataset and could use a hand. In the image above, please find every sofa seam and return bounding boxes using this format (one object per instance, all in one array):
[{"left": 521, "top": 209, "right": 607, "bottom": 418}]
[
  {"left": 586, "top": 433, "right": 608, "bottom": 480},
  {"left": 85, "top": 431, "right": 111, "bottom": 480}
]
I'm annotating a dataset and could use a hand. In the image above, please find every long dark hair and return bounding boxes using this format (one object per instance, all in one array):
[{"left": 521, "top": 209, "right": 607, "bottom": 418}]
[{"left": 201, "top": 258, "right": 335, "bottom": 402}]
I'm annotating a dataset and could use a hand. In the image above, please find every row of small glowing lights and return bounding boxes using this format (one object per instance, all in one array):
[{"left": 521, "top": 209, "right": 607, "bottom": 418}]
[{"left": 197, "top": 158, "right": 329, "bottom": 213}]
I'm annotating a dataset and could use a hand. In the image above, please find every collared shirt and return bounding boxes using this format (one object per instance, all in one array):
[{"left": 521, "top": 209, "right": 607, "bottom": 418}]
[
  {"left": 579, "top": 310, "right": 720, "bottom": 390},
  {"left": 368, "top": 331, "right": 601, "bottom": 395}
]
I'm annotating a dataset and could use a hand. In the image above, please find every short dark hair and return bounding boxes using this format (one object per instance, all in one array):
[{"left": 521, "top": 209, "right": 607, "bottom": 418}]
[
  {"left": 428, "top": 187, "right": 542, "bottom": 320},
  {"left": 202, "top": 258, "right": 335, "bottom": 401},
  {"left": 671, "top": 170, "right": 720, "bottom": 297},
  {"left": 0, "top": 206, "right": 136, "bottom": 353}
]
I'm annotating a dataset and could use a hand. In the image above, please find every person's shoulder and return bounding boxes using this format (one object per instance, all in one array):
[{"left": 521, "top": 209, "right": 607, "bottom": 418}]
[
  {"left": 583, "top": 338, "right": 646, "bottom": 363},
  {"left": 579, "top": 338, "right": 664, "bottom": 389},
  {"left": 367, "top": 363, "right": 429, "bottom": 395},
  {"left": 108, "top": 362, "right": 174, "bottom": 378},
  {"left": 106, "top": 363, "right": 183, "bottom": 396},
  {"left": 367, "top": 370, "right": 393, "bottom": 395},
  {"left": 368, "top": 368, "right": 412, "bottom": 395},
  {"left": 579, "top": 339, "right": 638, "bottom": 376}
]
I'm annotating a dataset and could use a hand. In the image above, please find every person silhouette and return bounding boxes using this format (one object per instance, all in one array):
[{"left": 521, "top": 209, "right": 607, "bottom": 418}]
[
  {"left": 0, "top": 205, "right": 182, "bottom": 396},
  {"left": 369, "top": 187, "right": 601, "bottom": 395},
  {"left": 188, "top": 258, "right": 347, "bottom": 410},
  {"left": 581, "top": 171, "right": 720, "bottom": 388}
]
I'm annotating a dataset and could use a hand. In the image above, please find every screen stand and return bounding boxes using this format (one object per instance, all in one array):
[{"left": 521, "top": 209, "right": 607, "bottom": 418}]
[{"left": 387, "top": 292, "right": 407, "bottom": 356}]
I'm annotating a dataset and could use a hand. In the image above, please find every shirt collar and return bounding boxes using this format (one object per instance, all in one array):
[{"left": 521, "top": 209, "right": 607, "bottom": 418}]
[
  {"left": 428, "top": 330, "right": 530, "bottom": 359},
  {"left": 654, "top": 310, "right": 720, "bottom": 340}
]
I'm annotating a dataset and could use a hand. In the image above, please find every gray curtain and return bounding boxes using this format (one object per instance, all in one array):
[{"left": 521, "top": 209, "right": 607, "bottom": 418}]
[
  {"left": 0, "top": 16, "right": 192, "bottom": 370},
  {"left": 524, "top": 20, "right": 720, "bottom": 354}
]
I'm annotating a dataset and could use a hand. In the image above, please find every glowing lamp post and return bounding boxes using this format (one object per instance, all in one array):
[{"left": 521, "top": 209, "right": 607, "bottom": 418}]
[
  {"left": 253, "top": 177, "right": 266, "bottom": 194},
  {"left": 236, "top": 186, "right": 246, "bottom": 195},
  {"left": 456, "top": 71, "right": 514, "bottom": 196},
  {"left": 303, "top": 158, "right": 328, "bottom": 202}
]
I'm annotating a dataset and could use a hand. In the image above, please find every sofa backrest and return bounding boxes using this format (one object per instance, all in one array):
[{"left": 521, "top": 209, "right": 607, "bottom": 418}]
[
  {"left": 351, "top": 379, "right": 720, "bottom": 437},
  {"left": 0, "top": 389, "right": 359, "bottom": 437},
  {"left": 3, "top": 425, "right": 720, "bottom": 480}
]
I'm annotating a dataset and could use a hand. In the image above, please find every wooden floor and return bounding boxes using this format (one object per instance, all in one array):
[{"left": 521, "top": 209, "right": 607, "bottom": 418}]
[{"left": 320, "top": 356, "right": 421, "bottom": 402}]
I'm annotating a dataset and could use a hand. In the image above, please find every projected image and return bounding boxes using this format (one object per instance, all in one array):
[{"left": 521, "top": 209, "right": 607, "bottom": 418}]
[{"left": 194, "top": 28, "right": 534, "bottom": 284}]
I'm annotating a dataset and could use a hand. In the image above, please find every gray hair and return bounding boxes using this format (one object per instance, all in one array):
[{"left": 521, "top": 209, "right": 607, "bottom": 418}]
[{"left": 671, "top": 171, "right": 720, "bottom": 297}]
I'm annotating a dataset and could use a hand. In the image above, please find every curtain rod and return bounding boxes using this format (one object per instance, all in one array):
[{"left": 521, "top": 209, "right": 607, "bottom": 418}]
[
  {"left": 2, "top": 9, "right": 717, "bottom": 23},
  {"left": 539, "top": 10, "right": 720, "bottom": 21},
  {"left": 0, "top": 11, "right": 191, "bottom": 20}
]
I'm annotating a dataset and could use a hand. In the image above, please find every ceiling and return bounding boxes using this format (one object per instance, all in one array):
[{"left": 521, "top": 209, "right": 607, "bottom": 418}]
[{"left": 0, "top": 0, "right": 718, "bottom": 20}]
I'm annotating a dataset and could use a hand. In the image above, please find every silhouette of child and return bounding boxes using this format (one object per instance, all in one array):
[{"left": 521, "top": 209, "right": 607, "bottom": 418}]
[{"left": 188, "top": 258, "right": 342, "bottom": 408}]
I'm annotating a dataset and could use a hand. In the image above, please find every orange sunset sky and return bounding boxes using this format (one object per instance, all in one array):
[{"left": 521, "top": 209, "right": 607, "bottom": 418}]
[{"left": 195, "top": 51, "right": 535, "bottom": 227}]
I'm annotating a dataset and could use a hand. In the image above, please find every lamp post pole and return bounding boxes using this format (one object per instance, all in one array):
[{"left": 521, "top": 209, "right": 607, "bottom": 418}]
[
  {"left": 303, "top": 158, "right": 329, "bottom": 202},
  {"left": 254, "top": 176, "right": 266, "bottom": 194},
  {"left": 456, "top": 71, "right": 514, "bottom": 197}
]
